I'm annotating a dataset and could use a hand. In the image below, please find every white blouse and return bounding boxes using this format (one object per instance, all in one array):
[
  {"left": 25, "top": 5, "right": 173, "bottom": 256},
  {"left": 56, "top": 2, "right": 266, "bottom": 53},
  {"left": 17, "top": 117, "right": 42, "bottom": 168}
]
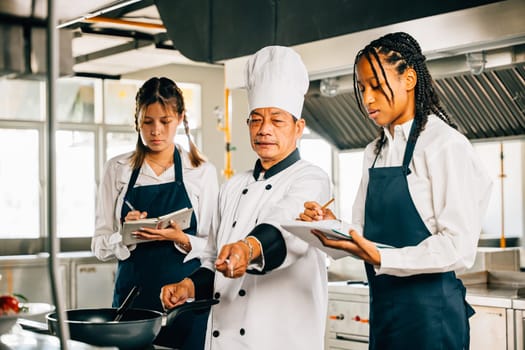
[
  {"left": 344, "top": 115, "right": 493, "bottom": 277},
  {"left": 92, "top": 147, "right": 219, "bottom": 262}
]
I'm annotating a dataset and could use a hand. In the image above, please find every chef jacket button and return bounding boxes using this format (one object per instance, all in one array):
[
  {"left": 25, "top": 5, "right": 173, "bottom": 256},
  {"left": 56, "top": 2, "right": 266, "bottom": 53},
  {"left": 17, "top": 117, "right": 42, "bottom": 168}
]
[
  {"left": 238, "top": 289, "right": 246, "bottom": 296},
  {"left": 242, "top": 188, "right": 248, "bottom": 194},
  {"left": 213, "top": 330, "right": 220, "bottom": 337},
  {"left": 232, "top": 221, "right": 237, "bottom": 227},
  {"left": 240, "top": 328, "right": 245, "bottom": 336},
  {"left": 214, "top": 292, "right": 221, "bottom": 299},
  {"left": 265, "top": 184, "right": 272, "bottom": 190}
]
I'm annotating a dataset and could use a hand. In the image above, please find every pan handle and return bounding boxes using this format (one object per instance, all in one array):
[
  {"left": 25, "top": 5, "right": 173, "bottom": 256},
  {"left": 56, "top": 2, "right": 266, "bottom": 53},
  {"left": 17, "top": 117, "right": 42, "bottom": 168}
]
[
  {"left": 114, "top": 286, "right": 141, "bottom": 321},
  {"left": 163, "top": 299, "right": 219, "bottom": 326}
]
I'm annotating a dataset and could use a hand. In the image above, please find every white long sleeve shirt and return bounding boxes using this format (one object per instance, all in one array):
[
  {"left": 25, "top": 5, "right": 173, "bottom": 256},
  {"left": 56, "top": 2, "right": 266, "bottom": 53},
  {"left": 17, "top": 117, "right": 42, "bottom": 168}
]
[
  {"left": 92, "top": 147, "right": 219, "bottom": 262},
  {"left": 344, "top": 115, "right": 492, "bottom": 277}
]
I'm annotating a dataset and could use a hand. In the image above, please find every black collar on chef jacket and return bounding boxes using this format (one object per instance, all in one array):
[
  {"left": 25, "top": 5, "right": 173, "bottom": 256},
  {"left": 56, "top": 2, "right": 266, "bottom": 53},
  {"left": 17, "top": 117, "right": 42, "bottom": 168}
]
[{"left": 252, "top": 148, "right": 301, "bottom": 180}]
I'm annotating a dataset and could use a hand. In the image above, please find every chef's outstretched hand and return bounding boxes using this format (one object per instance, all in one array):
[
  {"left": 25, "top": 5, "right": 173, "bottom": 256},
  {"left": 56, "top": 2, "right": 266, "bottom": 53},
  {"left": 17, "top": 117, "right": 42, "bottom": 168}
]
[
  {"left": 312, "top": 229, "right": 381, "bottom": 266},
  {"left": 215, "top": 241, "right": 250, "bottom": 279},
  {"left": 299, "top": 201, "right": 337, "bottom": 221},
  {"left": 160, "top": 277, "right": 194, "bottom": 310}
]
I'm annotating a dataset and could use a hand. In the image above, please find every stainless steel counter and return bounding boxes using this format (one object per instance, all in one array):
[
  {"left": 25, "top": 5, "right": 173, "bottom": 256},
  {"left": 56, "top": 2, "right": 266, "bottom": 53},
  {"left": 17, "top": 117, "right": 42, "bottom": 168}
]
[{"left": 459, "top": 270, "right": 525, "bottom": 308}]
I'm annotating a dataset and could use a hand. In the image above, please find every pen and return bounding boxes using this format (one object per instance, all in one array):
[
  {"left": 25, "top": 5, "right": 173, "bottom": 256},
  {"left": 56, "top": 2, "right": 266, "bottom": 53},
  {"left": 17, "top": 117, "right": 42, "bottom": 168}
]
[
  {"left": 320, "top": 198, "right": 335, "bottom": 210},
  {"left": 124, "top": 200, "right": 136, "bottom": 211}
]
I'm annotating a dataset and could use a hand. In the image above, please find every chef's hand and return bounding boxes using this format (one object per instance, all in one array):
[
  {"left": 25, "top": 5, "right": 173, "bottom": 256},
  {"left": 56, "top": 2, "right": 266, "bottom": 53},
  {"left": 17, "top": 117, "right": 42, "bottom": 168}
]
[
  {"left": 312, "top": 229, "right": 381, "bottom": 266},
  {"left": 124, "top": 210, "right": 148, "bottom": 221},
  {"left": 299, "top": 201, "right": 337, "bottom": 221},
  {"left": 131, "top": 221, "right": 191, "bottom": 251},
  {"left": 215, "top": 242, "right": 250, "bottom": 279},
  {"left": 160, "top": 277, "right": 195, "bottom": 309}
]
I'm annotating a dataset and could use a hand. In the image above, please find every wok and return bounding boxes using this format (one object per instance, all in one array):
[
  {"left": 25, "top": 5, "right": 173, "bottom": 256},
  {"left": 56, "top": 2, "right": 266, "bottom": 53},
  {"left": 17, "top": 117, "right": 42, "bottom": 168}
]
[{"left": 46, "top": 299, "right": 218, "bottom": 350}]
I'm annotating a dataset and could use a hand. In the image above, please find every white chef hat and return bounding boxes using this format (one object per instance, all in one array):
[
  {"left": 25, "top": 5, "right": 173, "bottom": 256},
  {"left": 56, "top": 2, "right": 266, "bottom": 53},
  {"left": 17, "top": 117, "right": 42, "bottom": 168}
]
[{"left": 245, "top": 45, "right": 309, "bottom": 118}]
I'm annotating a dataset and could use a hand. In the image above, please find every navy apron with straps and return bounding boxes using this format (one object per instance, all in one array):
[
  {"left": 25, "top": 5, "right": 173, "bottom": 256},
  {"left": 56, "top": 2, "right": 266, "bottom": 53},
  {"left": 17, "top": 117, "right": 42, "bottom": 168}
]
[
  {"left": 364, "top": 122, "right": 474, "bottom": 350},
  {"left": 114, "top": 149, "right": 207, "bottom": 349}
]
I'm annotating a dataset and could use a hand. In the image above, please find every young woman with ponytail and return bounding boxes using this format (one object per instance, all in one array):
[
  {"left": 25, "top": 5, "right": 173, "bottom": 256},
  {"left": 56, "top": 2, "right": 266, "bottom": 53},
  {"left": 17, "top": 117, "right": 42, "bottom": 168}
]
[
  {"left": 300, "top": 32, "right": 492, "bottom": 349},
  {"left": 92, "top": 77, "right": 218, "bottom": 349}
]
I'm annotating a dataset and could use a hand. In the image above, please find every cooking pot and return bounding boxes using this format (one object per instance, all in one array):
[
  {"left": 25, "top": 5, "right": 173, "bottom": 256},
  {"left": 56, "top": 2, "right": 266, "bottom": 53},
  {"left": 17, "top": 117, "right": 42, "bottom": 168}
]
[{"left": 46, "top": 299, "right": 218, "bottom": 350}]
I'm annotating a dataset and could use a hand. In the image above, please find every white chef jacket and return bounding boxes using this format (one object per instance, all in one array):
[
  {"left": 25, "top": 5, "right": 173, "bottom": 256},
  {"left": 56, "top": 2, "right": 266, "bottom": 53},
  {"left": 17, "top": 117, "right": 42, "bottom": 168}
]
[
  {"left": 342, "top": 115, "right": 492, "bottom": 277},
  {"left": 92, "top": 146, "right": 219, "bottom": 262},
  {"left": 200, "top": 157, "right": 331, "bottom": 350}
]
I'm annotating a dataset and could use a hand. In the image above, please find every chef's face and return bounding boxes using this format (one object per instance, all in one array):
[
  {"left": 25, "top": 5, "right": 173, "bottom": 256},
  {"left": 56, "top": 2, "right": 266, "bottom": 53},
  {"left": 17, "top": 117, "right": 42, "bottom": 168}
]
[
  {"left": 247, "top": 107, "right": 305, "bottom": 169},
  {"left": 355, "top": 53, "right": 416, "bottom": 135},
  {"left": 139, "top": 102, "right": 181, "bottom": 153}
]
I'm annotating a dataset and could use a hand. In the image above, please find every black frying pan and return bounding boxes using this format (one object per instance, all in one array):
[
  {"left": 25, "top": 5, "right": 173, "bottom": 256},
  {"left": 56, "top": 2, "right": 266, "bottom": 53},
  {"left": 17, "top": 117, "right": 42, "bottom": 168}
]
[{"left": 46, "top": 299, "right": 219, "bottom": 350}]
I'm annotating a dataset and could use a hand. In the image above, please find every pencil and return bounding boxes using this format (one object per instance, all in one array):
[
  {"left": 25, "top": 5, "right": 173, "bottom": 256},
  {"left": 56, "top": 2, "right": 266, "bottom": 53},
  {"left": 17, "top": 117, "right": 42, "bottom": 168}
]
[
  {"left": 321, "top": 198, "right": 335, "bottom": 210},
  {"left": 124, "top": 200, "right": 136, "bottom": 211}
]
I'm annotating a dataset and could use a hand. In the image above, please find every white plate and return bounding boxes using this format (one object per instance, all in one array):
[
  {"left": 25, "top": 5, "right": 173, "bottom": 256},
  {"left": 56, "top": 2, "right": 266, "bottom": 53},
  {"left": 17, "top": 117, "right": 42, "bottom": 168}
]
[{"left": 0, "top": 303, "right": 55, "bottom": 335}]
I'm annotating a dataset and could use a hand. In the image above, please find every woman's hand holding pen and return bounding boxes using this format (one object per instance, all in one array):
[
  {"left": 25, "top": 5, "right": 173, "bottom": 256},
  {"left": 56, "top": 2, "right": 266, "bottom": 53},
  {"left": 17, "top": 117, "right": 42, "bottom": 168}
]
[
  {"left": 124, "top": 200, "right": 148, "bottom": 221},
  {"left": 124, "top": 210, "right": 148, "bottom": 222},
  {"left": 299, "top": 199, "right": 336, "bottom": 221}
]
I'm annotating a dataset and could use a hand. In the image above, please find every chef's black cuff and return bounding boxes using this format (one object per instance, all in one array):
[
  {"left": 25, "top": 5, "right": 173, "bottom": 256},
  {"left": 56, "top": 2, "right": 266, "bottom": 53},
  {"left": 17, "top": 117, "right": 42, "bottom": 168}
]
[
  {"left": 248, "top": 223, "right": 286, "bottom": 272},
  {"left": 190, "top": 267, "right": 214, "bottom": 300}
]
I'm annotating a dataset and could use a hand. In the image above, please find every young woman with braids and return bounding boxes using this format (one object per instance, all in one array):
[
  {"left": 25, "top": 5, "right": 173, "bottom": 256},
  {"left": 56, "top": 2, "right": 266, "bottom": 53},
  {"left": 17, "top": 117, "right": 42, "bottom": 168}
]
[
  {"left": 92, "top": 77, "right": 219, "bottom": 349},
  {"left": 300, "top": 32, "right": 492, "bottom": 349}
]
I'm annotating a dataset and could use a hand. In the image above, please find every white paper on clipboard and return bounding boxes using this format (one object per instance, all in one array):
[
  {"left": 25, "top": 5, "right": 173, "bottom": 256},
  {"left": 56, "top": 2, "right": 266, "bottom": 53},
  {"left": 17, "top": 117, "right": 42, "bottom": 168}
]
[
  {"left": 281, "top": 220, "right": 353, "bottom": 259},
  {"left": 281, "top": 220, "right": 394, "bottom": 260}
]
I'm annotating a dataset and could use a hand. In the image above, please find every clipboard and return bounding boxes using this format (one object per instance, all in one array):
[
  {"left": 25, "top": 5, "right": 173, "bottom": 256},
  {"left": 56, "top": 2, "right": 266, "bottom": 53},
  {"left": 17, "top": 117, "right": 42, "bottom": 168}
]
[
  {"left": 281, "top": 220, "right": 352, "bottom": 259},
  {"left": 281, "top": 220, "right": 393, "bottom": 259},
  {"left": 121, "top": 207, "right": 193, "bottom": 245}
]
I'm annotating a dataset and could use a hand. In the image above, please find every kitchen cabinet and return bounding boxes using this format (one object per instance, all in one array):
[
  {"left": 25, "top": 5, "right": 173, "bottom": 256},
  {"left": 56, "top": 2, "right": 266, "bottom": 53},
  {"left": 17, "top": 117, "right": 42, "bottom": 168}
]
[
  {"left": 74, "top": 263, "right": 116, "bottom": 308},
  {"left": 469, "top": 304, "right": 512, "bottom": 350}
]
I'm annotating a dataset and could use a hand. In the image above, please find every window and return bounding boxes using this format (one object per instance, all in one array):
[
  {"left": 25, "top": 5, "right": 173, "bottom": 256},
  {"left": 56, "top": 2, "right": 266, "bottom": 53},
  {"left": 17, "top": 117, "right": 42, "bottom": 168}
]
[
  {"left": 56, "top": 130, "right": 96, "bottom": 237},
  {"left": 179, "top": 82, "right": 202, "bottom": 129},
  {"left": 57, "top": 78, "right": 98, "bottom": 123},
  {"left": 0, "top": 79, "right": 43, "bottom": 121},
  {"left": 0, "top": 128, "right": 40, "bottom": 238},
  {"left": 337, "top": 150, "right": 364, "bottom": 223},
  {"left": 104, "top": 80, "right": 142, "bottom": 125},
  {"left": 474, "top": 140, "right": 524, "bottom": 239},
  {"left": 299, "top": 127, "right": 333, "bottom": 181},
  {"left": 106, "top": 132, "right": 136, "bottom": 161}
]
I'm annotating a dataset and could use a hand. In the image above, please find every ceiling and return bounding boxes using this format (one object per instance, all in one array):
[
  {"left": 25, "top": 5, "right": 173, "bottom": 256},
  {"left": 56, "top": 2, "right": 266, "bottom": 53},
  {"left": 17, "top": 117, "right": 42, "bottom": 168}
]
[
  {"left": 0, "top": 0, "right": 220, "bottom": 77},
  {"left": 1, "top": 0, "right": 524, "bottom": 149},
  {"left": 0, "top": 0, "right": 513, "bottom": 77}
]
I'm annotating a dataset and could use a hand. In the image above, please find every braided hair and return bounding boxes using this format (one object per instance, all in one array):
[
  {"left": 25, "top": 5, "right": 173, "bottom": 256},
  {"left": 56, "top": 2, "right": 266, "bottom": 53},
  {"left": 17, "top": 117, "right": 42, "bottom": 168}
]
[
  {"left": 352, "top": 32, "right": 456, "bottom": 154},
  {"left": 131, "top": 77, "right": 205, "bottom": 169}
]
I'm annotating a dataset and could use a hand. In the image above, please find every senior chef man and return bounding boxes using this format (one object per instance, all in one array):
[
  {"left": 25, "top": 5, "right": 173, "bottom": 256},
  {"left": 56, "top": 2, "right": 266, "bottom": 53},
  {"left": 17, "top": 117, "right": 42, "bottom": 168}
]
[{"left": 161, "top": 45, "right": 331, "bottom": 350}]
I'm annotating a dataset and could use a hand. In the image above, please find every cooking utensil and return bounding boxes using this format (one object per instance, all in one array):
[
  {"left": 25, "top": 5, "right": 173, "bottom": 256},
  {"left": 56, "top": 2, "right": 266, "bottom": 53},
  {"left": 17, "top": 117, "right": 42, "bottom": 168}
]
[
  {"left": 113, "top": 286, "right": 140, "bottom": 322},
  {"left": 46, "top": 299, "right": 218, "bottom": 350}
]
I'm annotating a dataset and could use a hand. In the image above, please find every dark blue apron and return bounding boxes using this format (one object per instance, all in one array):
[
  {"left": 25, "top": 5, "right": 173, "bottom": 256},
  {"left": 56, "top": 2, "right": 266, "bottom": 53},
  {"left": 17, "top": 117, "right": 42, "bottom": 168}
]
[
  {"left": 114, "top": 149, "right": 207, "bottom": 350},
  {"left": 364, "top": 122, "right": 474, "bottom": 350}
]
